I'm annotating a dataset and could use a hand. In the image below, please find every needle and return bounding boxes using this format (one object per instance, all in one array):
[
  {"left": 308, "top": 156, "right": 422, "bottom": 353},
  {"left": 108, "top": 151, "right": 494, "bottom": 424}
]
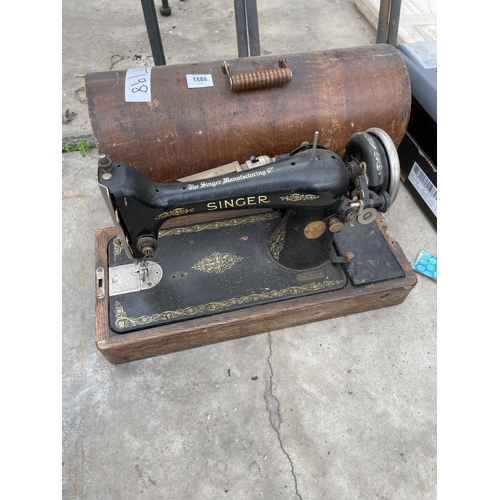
[{"left": 310, "top": 131, "right": 319, "bottom": 160}]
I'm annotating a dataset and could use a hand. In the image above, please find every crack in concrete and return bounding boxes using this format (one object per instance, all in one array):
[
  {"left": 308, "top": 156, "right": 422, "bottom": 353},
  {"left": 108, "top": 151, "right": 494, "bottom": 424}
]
[{"left": 265, "top": 333, "right": 303, "bottom": 500}]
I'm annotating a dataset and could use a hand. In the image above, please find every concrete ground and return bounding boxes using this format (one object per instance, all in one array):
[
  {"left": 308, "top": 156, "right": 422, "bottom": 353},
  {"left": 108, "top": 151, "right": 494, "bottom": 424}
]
[{"left": 62, "top": 1, "right": 437, "bottom": 499}]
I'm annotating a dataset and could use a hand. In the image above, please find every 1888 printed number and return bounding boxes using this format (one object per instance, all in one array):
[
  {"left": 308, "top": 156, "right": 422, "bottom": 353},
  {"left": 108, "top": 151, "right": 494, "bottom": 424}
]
[{"left": 186, "top": 74, "right": 214, "bottom": 88}]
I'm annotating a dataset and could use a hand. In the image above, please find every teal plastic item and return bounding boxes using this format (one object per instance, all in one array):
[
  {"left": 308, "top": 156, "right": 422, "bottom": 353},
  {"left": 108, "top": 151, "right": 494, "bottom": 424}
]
[{"left": 412, "top": 251, "right": 437, "bottom": 281}]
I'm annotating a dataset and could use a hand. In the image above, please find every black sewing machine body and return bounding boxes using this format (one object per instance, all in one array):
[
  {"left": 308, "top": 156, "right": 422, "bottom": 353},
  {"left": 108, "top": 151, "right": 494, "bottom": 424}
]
[
  {"left": 96, "top": 130, "right": 411, "bottom": 337},
  {"left": 99, "top": 146, "right": 352, "bottom": 269}
]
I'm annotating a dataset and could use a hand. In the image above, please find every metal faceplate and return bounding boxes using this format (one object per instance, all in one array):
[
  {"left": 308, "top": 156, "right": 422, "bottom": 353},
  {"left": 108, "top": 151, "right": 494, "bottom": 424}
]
[{"left": 108, "top": 261, "right": 163, "bottom": 296}]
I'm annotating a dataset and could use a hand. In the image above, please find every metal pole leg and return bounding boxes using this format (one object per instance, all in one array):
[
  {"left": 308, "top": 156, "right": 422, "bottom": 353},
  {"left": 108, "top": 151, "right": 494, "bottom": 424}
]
[
  {"left": 234, "top": 0, "right": 249, "bottom": 58},
  {"left": 140, "top": 0, "right": 167, "bottom": 65},
  {"left": 245, "top": 0, "right": 261, "bottom": 56},
  {"left": 160, "top": 0, "right": 171, "bottom": 17},
  {"left": 387, "top": 0, "right": 402, "bottom": 46},
  {"left": 376, "top": 0, "right": 391, "bottom": 43}
]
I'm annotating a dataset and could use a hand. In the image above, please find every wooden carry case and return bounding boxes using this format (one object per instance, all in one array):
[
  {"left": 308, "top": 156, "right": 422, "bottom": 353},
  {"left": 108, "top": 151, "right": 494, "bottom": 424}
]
[{"left": 85, "top": 44, "right": 411, "bottom": 183}]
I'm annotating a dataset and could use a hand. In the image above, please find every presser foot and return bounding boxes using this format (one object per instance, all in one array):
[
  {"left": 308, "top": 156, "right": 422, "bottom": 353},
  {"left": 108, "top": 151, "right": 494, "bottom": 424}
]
[{"left": 108, "top": 260, "right": 163, "bottom": 296}]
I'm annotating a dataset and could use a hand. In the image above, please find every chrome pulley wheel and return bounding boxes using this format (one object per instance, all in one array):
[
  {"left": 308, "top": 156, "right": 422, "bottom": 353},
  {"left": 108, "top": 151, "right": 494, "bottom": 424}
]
[{"left": 366, "top": 127, "right": 400, "bottom": 204}]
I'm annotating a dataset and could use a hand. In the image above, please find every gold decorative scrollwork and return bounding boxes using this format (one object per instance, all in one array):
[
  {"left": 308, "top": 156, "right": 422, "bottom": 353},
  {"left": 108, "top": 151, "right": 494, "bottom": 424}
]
[
  {"left": 279, "top": 193, "right": 320, "bottom": 202},
  {"left": 155, "top": 207, "right": 195, "bottom": 220},
  {"left": 113, "top": 278, "right": 344, "bottom": 330},
  {"left": 269, "top": 222, "right": 286, "bottom": 261},
  {"left": 112, "top": 237, "right": 123, "bottom": 262},
  {"left": 192, "top": 252, "right": 243, "bottom": 274},
  {"left": 158, "top": 212, "right": 279, "bottom": 238}
]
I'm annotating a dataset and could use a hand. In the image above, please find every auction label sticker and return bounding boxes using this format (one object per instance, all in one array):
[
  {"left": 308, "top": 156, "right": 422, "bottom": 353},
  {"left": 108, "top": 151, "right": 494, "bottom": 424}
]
[
  {"left": 125, "top": 67, "right": 152, "bottom": 102},
  {"left": 186, "top": 74, "right": 214, "bottom": 88},
  {"left": 408, "top": 162, "right": 437, "bottom": 217}
]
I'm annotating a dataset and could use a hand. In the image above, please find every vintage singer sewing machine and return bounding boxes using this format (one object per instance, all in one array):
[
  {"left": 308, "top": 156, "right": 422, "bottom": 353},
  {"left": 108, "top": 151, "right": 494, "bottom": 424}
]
[
  {"left": 89, "top": 45, "right": 416, "bottom": 363},
  {"left": 94, "top": 128, "right": 417, "bottom": 364}
]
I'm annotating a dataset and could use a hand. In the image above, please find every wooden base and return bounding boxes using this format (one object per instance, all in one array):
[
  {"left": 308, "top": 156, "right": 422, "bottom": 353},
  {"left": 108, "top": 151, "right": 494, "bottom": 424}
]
[{"left": 94, "top": 212, "right": 417, "bottom": 364}]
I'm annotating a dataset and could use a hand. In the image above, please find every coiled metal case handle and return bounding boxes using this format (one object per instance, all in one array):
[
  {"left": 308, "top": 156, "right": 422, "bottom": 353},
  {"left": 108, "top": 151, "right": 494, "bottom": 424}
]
[{"left": 221, "top": 57, "right": 292, "bottom": 92}]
